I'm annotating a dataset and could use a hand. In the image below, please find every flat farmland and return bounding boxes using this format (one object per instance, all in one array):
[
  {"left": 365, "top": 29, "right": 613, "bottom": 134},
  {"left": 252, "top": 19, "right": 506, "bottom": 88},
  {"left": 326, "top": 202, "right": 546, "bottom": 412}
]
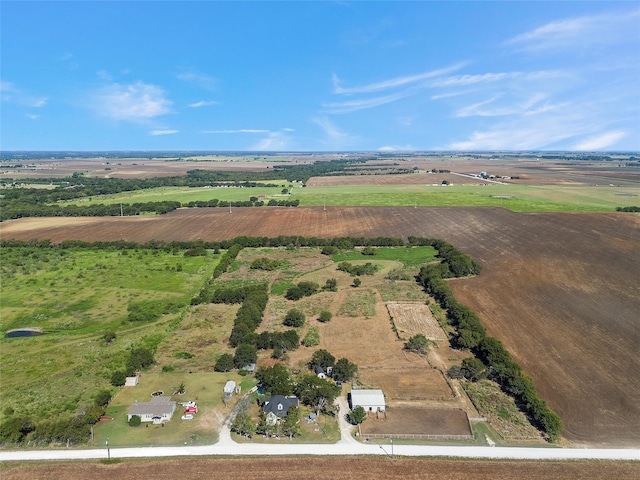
[
  {"left": 358, "top": 367, "right": 454, "bottom": 403},
  {"left": 1, "top": 206, "right": 639, "bottom": 446},
  {"left": 3, "top": 457, "right": 639, "bottom": 480}
]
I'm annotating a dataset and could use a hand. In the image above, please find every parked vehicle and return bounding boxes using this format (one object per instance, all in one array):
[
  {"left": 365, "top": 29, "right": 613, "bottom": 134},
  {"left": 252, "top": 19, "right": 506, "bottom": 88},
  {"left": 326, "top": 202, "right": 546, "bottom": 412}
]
[{"left": 181, "top": 414, "right": 193, "bottom": 420}]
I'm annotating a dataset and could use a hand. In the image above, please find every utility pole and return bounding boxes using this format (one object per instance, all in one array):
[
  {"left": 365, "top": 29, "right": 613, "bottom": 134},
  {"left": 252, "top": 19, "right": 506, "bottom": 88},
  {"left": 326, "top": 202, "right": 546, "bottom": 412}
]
[{"left": 106, "top": 438, "right": 110, "bottom": 460}]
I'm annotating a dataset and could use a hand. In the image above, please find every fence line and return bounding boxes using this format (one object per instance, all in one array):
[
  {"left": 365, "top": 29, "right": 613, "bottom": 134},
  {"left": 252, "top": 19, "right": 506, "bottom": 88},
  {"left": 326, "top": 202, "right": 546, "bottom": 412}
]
[{"left": 364, "top": 433, "right": 474, "bottom": 440}]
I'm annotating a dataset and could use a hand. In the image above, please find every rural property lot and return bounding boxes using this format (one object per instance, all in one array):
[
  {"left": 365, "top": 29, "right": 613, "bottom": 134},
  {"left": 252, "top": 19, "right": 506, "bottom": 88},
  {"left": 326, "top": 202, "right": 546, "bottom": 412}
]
[
  {"left": 359, "top": 407, "right": 472, "bottom": 437},
  {"left": 1, "top": 206, "right": 638, "bottom": 447}
]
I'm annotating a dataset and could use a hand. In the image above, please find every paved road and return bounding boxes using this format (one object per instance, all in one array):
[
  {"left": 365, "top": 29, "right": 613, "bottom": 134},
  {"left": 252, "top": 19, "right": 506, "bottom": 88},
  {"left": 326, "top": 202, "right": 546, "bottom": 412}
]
[{"left": 1, "top": 399, "right": 638, "bottom": 462}]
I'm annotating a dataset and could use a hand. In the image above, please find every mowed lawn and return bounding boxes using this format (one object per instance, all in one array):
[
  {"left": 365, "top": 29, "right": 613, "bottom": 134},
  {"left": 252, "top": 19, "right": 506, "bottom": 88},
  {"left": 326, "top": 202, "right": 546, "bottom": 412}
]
[{"left": 95, "top": 372, "right": 254, "bottom": 447}]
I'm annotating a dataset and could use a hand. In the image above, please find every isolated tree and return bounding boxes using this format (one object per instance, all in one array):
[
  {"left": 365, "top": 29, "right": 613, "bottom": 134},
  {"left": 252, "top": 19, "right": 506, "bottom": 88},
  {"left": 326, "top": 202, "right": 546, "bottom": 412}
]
[
  {"left": 310, "top": 349, "right": 335, "bottom": 370},
  {"left": 352, "top": 278, "right": 361, "bottom": 287},
  {"left": 128, "top": 415, "right": 141, "bottom": 427},
  {"left": 332, "top": 357, "right": 358, "bottom": 382},
  {"left": 348, "top": 406, "right": 367, "bottom": 425},
  {"left": 94, "top": 390, "right": 112, "bottom": 408},
  {"left": 361, "top": 246, "right": 376, "bottom": 256},
  {"left": 283, "top": 309, "right": 305, "bottom": 327},
  {"left": 214, "top": 353, "right": 234, "bottom": 372},
  {"left": 404, "top": 334, "right": 430, "bottom": 354},
  {"left": 323, "top": 278, "right": 338, "bottom": 292},
  {"left": 318, "top": 310, "right": 332, "bottom": 323}
]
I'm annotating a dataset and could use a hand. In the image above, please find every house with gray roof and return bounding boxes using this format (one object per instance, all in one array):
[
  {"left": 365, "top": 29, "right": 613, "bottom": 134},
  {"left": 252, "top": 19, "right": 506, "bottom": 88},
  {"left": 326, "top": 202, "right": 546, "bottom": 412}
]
[
  {"left": 127, "top": 396, "right": 176, "bottom": 424},
  {"left": 262, "top": 395, "right": 298, "bottom": 425}
]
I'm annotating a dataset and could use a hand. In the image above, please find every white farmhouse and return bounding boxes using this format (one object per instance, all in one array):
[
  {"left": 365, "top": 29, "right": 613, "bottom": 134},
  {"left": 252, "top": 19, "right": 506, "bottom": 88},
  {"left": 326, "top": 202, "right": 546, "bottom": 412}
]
[{"left": 127, "top": 396, "right": 176, "bottom": 424}]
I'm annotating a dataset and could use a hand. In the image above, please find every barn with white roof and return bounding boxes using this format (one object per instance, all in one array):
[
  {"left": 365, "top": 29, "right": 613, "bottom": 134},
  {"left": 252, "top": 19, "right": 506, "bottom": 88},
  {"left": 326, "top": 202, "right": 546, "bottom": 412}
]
[{"left": 349, "top": 389, "right": 386, "bottom": 412}]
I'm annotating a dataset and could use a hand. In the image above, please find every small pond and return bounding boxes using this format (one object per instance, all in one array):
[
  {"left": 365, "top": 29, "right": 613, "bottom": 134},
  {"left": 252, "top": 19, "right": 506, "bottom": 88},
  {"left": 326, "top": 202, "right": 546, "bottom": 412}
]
[{"left": 4, "top": 329, "right": 44, "bottom": 338}]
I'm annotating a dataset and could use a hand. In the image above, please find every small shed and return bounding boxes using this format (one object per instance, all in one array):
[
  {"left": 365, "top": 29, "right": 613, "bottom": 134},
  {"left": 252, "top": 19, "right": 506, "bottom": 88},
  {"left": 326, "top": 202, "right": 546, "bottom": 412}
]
[
  {"left": 125, "top": 376, "right": 139, "bottom": 387},
  {"left": 350, "top": 389, "right": 386, "bottom": 412},
  {"left": 223, "top": 380, "right": 236, "bottom": 395}
]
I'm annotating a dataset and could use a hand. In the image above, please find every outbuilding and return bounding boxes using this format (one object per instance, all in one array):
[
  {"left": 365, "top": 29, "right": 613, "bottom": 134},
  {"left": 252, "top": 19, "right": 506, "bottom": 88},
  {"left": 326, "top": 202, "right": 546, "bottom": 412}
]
[
  {"left": 349, "top": 389, "right": 386, "bottom": 412},
  {"left": 223, "top": 380, "right": 236, "bottom": 395}
]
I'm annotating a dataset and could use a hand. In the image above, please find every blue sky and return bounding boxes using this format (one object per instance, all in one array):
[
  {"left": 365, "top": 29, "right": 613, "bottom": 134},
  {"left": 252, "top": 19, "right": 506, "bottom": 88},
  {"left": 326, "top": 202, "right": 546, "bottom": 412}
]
[{"left": 1, "top": 1, "right": 639, "bottom": 151}]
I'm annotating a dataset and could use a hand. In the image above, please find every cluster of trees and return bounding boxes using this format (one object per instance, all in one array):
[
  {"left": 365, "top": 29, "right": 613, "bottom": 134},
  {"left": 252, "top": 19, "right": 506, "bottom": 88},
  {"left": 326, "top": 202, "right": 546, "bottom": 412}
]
[
  {"left": 616, "top": 206, "right": 640, "bottom": 212},
  {"left": 110, "top": 347, "right": 155, "bottom": 386},
  {"left": 283, "top": 309, "right": 305, "bottom": 327},
  {"left": 0, "top": 389, "right": 112, "bottom": 445},
  {"left": 191, "top": 244, "right": 243, "bottom": 304},
  {"left": 127, "top": 299, "right": 184, "bottom": 323},
  {"left": 337, "top": 261, "right": 377, "bottom": 276},
  {"left": 284, "top": 281, "right": 319, "bottom": 301},
  {"left": 417, "top": 243, "right": 562, "bottom": 441}
]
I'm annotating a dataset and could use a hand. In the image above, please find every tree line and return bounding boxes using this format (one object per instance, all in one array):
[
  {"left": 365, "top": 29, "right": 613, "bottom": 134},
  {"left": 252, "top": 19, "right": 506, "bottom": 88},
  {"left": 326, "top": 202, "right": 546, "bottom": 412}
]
[{"left": 415, "top": 239, "right": 562, "bottom": 441}]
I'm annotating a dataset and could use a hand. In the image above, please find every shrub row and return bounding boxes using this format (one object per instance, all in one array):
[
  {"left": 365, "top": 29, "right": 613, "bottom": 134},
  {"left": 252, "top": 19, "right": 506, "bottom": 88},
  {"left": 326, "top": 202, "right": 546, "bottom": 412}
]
[
  {"left": 416, "top": 241, "right": 562, "bottom": 441},
  {"left": 191, "top": 244, "right": 243, "bottom": 304}
]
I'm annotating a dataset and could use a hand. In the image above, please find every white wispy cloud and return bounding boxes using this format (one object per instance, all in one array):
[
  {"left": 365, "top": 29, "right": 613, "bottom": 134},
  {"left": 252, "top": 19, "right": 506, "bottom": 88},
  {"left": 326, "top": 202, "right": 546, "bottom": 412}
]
[
  {"left": 332, "top": 62, "right": 467, "bottom": 94},
  {"left": 504, "top": 9, "right": 640, "bottom": 52},
  {"left": 1, "top": 81, "right": 48, "bottom": 107},
  {"left": 572, "top": 131, "right": 626, "bottom": 151},
  {"left": 92, "top": 82, "right": 172, "bottom": 121},
  {"left": 252, "top": 131, "right": 291, "bottom": 151},
  {"left": 150, "top": 129, "right": 178, "bottom": 136},
  {"left": 177, "top": 70, "right": 217, "bottom": 90},
  {"left": 188, "top": 100, "right": 219, "bottom": 108},
  {"left": 312, "top": 117, "right": 349, "bottom": 139},
  {"left": 97, "top": 70, "right": 113, "bottom": 81},
  {"left": 377, "top": 145, "right": 416, "bottom": 152},
  {"left": 311, "top": 116, "right": 359, "bottom": 149},
  {"left": 323, "top": 89, "right": 415, "bottom": 114},
  {"left": 201, "top": 129, "right": 269, "bottom": 134}
]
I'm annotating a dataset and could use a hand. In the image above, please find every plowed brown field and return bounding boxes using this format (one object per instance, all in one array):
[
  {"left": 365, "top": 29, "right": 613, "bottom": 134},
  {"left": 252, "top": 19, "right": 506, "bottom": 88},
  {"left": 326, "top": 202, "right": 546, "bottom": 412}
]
[
  {"left": 1, "top": 206, "right": 638, "bottom": 446},
  {"left": 2, "top": 457, "right": 639, "bottom": 480}
]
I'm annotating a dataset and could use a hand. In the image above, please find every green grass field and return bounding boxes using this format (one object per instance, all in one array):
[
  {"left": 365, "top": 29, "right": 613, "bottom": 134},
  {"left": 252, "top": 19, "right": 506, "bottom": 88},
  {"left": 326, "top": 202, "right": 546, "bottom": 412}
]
[
  {"left": 0, "top": 247, "right": 220, "bottom": 422},
  {"left": 332, "top": 246, "right": 437, "bottom": 267},
  {"left": 56, "top": 182, "right": 640, "bottom": 212}
]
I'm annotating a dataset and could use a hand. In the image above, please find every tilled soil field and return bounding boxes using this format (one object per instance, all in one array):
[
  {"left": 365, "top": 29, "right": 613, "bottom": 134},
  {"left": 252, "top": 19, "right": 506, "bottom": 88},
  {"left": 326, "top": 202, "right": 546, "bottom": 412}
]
[
  {"left": 359, "top": 407, "right": 472, "bottom": 437},
  {"left": 1, "top": 206, "right": 638, "bottom": 446},
  {"left": 2, "top": 457, "right": 639, "bottom": 480}
]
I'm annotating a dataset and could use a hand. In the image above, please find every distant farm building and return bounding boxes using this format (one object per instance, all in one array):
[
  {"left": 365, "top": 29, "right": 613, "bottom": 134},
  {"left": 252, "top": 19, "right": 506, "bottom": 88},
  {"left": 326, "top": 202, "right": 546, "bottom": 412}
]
[
  {"left": 224, "top": 380, "right": 238, "bottom": 395},
  {"left": 124, "top": 375, "right": 139, "bottom": 387},
  {"left": 127, "top": 396, "right": 176, "bottom": 424},
  {"left": 350, "top": 389, "right": 386, "bottom": 412}
]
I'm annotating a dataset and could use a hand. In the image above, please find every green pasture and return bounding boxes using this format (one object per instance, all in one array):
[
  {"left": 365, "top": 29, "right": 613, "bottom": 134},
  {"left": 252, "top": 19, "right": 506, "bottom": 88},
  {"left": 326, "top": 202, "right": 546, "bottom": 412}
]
[
  {"left": 58, "top": 182, "right": 640, "bottom": 212},
  {"left": 332, "top": 246, "right": 437, "bottom": 267},
  {"left": 293, "top": 183, "right": 640, "bottom": 212},
  {"left": 0, "top": 247, "right": 221, "bottom": 422}
]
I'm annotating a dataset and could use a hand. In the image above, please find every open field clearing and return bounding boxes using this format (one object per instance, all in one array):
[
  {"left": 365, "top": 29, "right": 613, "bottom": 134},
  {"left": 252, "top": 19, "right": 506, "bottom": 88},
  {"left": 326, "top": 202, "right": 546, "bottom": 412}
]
[
  {"left": 359, "top": 367, "right": 454, "bottom": 403},
  {"left": 387, "top": 302, "right": 447, "bottom": 341},
  {"left": 2, "top": 457, "right": 639, "bottom": 480},
  {"left": 2, "top": 206, "right": 638, "bottom": 446},
  {"left": 359, "top": 407, "right": 472, "bottom": 438}
]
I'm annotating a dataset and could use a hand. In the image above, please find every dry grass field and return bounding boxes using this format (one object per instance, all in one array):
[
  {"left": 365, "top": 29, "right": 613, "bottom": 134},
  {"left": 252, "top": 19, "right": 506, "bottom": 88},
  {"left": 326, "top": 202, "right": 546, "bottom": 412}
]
[
  {"left": 387, "top": 302, "right": 447, "bottom": 341},
  {"left": 2, "top": 457, "right": 639, "bottom": 480},
  {"left": 359, "top": 407, "right": 472, "bottom": 437},
  {"left": 3, "top": 206, "right": 638, "bottom": 446}
]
